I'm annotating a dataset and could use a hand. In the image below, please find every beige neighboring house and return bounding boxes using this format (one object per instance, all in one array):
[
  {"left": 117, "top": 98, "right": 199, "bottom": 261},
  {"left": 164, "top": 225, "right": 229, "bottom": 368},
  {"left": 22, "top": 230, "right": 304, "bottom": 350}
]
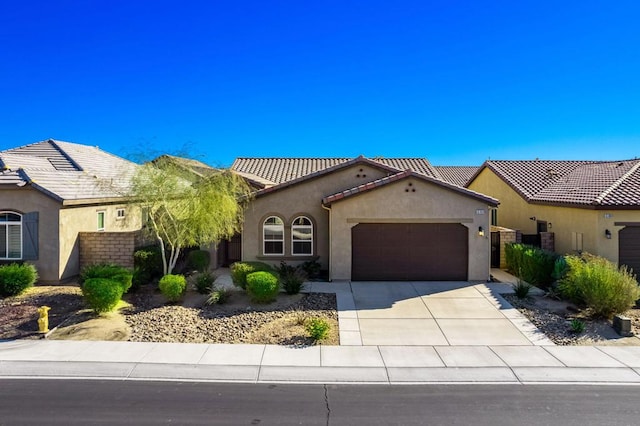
[
  {"left": 0, "top": 139, "right": 142, "bottom": 283},
  {"left": 231, "top": 156, "right": 498, "bottom": 282},
  {"left": 467, "top": 159, "right": 640, "bottom": 275}
]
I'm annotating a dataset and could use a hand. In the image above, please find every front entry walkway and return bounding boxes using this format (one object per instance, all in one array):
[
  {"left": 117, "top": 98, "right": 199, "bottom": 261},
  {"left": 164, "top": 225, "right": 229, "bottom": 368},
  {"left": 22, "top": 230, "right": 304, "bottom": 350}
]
[{"left": 307, "top": 280, "right": 553, "bottom": 346}]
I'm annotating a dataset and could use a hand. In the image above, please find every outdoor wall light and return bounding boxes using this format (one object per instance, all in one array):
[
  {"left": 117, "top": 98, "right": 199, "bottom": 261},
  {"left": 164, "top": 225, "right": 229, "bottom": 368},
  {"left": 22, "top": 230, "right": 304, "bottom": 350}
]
[
  {"left": 548, "top": 223, "right": 553, "bottom": 229},
  {"left": 605, "top": 229, "right": 612, "bottom": 239},
  {"left": 478, "top": 226, "right": 485, "bottom": 237},
  {"left": 529, "top": 216, "right": 536, "bottom": 221}
]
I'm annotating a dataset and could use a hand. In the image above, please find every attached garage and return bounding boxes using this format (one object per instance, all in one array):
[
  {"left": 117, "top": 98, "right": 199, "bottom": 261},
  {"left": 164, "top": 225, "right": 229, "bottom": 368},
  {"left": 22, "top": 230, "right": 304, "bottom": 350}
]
[
  {"left": 619, "top": 226, "right": 640, "bottom": 276},
  {"left": 351, "top": 223, "right": 468, "bottom": 281}
]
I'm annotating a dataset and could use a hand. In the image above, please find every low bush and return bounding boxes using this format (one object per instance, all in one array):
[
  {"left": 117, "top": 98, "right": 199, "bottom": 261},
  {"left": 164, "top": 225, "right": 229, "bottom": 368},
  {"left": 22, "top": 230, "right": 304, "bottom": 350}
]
[
  {"left": 505, "top": 243, "right": 557, "bottom": 289},
  {"left": 246, "top": 271, "right": 279, "bottom": 303},
  {"left": 0, "top": 263, "right": 38, "bottom": 297},
  {"left": 275, "top": 262, "right": 307, "bottom": 295},
  {"left": 82, "top": 278, "right": 123, "bottom": 313},
  {"left": 570, "top": 319, "right": 585, "bottom": 334},
  {"left": 80, "top": 264, "right": 133, "bottom": 294},
  {"left": 133, "top": 245, "right": 163, "bottom": 280},
  {"left": 159, "top": 274, "right": 187, "bottom": 302},
  {"left": 301, "top": 260, "right": 321, "bottom": 279},
  {"left": 305, "top": 318, "right": 330, "bottom": 341},
  {"left": 186, "top": 249, "right": 210, "bottom": 272},
  {"left": 513, "top": 280, "right": 532, "bottom": 300},
  {"left": 559, "top": 253, "right": 640, "bottom": 318},
  {"left": 191, "top": 270, "right": 216, "bottom": 294},
  {"left": 205, "top": 286, "right": 231, "bottom": 305},
  {"left": 230, "top": 261, "right": 273, "bottom": 290}
]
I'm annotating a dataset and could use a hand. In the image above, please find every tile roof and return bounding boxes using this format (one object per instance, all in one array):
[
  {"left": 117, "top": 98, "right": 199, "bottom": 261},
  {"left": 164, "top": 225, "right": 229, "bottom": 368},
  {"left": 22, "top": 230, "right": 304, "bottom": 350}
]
[
  {"left": 231, "top": 156, "right": 438, "bottom": 185},
  {"left": 0, "top": 139, "right": 138, "bottom": 203},
  {"left": 471, "top": 159, "right": 640, "bottom": 208},
  {"left": 322, "top": 170, "right": 498, "bottom": 206},
  {"left": 433, "top": 166, "right": 479, "bottom": 187}
]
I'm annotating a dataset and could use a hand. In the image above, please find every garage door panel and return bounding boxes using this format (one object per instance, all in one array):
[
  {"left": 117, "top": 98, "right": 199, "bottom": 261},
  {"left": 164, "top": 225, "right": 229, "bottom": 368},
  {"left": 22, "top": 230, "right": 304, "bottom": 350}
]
[
  {"left": 352, "top": 223, "right": 468, "bottom": 281},
  {"left": 619, "top": 226, "right": 640, "bottom": 277}
]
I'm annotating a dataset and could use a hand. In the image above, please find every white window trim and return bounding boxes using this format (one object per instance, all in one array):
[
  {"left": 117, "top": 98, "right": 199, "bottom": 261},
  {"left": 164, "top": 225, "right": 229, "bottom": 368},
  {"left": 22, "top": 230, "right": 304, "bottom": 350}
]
[
  {"left": 0, "top": 211, "right": 22, "bottom": 260},
  {"left": 291, "top": 216, "right": 313, "bottom": 256},
  {"left": 116, "top": 208, "right": 126, "bottom": 220},
  {"left": 263, "top": 216, "right": 284, "bottom": 255},
  {"left": 97, "top": 211, "right": 106, "bottom": 232}
]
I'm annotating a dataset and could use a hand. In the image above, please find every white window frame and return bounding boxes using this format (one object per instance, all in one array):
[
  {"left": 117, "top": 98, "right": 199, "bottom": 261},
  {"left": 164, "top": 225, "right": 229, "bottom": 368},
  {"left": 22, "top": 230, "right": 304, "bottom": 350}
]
[
  {"left": 97, "top": 211, "right": 106, "bottom": 232},
  {"left": 291, "top": 216, "right": 313, "bottom": 256},
  {"left": 263, "top": 216, "right": 284, "bottom": 255},
  {"left": 116, "top": 208, "right": 126, "bottom": 220},
  {"left": 0, "top": 211, "right": 22, "bottom": 260}
]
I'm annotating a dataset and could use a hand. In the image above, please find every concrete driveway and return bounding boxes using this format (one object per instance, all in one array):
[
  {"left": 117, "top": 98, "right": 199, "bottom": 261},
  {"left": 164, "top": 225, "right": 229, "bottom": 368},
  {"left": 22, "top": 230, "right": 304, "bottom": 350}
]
[{"left": 320, "top": 281, "right": 552, "bottom": 346}]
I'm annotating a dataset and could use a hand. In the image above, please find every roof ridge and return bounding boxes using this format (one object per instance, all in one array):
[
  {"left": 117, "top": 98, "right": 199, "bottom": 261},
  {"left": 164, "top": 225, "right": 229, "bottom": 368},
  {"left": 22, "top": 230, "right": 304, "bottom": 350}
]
[
  {"left": 594, "top": 160, "right": 640, "bottom": 204},
  {"left": 48, "top": 139, "right": 84, "bottom": 172}
]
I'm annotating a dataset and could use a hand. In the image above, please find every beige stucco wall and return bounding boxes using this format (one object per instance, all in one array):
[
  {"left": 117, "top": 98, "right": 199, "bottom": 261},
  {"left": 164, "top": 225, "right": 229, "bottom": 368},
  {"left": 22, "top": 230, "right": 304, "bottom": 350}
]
[
  {"left": 328, "top": 177, "right": 493, "bottom": 281},
  {"left": 242, "top": 164, "right": 392, "bottom": 269},
  {"left": 59, "top": 204, "right": 142, "bottom": 280},
  {"left": 468, "top": 168, "right": 640, "bottom": 264},
  {"left": 0, "top": 187, "right": 61, "bottom": 282}
]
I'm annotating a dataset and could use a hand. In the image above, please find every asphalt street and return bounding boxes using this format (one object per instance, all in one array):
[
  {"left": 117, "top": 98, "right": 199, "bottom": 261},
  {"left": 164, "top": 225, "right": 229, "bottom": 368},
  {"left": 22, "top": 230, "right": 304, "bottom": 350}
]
[{"left": 1, "top": 380, "right": 639, "bottom": 425}]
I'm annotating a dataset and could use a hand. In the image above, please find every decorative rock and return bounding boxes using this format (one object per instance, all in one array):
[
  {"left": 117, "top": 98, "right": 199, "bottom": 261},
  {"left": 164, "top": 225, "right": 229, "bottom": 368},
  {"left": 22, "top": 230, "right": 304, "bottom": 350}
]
[{"left": 613, "top": 314, "right": 633, "bottom": 337}]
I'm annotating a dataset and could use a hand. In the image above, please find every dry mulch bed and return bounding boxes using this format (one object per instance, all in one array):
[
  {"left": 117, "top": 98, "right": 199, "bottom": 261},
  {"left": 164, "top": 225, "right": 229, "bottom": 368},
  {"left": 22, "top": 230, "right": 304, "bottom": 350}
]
[{"left": 1, "top": 285, "right": 338, "bottom": 346}]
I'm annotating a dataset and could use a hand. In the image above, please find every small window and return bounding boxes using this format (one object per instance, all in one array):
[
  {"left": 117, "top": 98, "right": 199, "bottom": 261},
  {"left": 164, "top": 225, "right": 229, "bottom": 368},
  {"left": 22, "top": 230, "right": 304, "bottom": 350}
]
[
  {"left": 116, "top": 208, "right": 125, "bottom": 220},
  {"left": 97, "top": 211, "right": 105, "bottom": 231},
  {"left": 292, "top": 216, "right": 313, "bottom": 255},
  {"left": 490, "top": 209, "right": 498, "bottom": 226},
  {"left": 263, "top": 216, "right": 284, "bottom": 255},
  {"left": 0, "top": 212, "right": 22, "bottom": 260}
]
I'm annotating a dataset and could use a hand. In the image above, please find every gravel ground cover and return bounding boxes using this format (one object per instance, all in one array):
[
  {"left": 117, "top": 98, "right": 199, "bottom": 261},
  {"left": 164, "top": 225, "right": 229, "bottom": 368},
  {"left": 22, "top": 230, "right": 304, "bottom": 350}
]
[{"left": 504, "top": 293, "right": 640, "bottom": 345}]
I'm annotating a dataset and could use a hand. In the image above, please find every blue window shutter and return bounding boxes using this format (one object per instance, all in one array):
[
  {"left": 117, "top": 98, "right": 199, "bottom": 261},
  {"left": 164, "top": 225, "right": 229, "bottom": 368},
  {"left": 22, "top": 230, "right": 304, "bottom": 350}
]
[{"left": 22, "top": 212, "right": 39, "bottom": 260}]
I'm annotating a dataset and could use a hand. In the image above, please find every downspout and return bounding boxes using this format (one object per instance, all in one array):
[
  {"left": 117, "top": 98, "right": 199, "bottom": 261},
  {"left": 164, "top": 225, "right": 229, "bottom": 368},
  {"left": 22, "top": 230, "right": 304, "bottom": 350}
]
[{"left": 322, "top": 203, "right": 332, "bottom": 282}]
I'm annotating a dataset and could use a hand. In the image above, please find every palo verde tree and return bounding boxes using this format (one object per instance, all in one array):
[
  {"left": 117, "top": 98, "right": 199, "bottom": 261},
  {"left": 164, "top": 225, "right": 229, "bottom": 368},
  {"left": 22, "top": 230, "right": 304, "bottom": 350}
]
[{"left": 129, "top": 157, "right": 252, "bottom": 275}]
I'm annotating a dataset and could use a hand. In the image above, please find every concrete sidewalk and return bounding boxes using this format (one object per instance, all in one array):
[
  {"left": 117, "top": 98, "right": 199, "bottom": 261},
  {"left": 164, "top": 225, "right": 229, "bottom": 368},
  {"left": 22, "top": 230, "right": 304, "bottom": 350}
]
[{"left": 2, "top": 339, "right": 640, "bottom": 384}]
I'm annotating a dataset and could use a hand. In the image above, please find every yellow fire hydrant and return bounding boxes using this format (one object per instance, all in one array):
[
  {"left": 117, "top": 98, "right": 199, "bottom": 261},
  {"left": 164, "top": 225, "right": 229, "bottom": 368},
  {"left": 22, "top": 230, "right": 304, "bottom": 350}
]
[{"left": 37, "top": 306, "right": 51, "bottom": 333}]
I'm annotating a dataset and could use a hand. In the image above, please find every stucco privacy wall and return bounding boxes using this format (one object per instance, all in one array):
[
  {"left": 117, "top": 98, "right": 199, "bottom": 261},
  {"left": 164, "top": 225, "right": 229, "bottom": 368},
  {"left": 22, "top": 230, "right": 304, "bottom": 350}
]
[
  {"left": 329, "top": 177, "right": 493, "bottom": 281},
  {"left": 59, "top": 205, "right": 141, "bottom": 280},
  {"left": 242, "top": 164, "right": 391, "bottom": 269},
  {"left": 469, "top": 167, "right": 640, "bottom": 264},
  {"left": 0, "top": 187, "right": 61, "bottom": 282}
]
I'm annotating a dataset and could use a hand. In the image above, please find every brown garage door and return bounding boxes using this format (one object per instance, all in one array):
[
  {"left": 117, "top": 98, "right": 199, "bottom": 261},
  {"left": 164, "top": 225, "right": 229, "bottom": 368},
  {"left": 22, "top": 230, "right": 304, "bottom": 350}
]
[
  {"left": 352, "top": 223, "right": 468, "bottom": 281},
  {"left": 619, "top": 226, "right": 640, "bottom": 277}
]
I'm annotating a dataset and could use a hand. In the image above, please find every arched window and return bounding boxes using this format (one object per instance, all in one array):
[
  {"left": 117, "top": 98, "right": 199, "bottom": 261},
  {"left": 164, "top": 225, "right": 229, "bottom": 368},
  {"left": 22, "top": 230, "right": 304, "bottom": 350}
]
[
  {"left": 292, "top": 216, "right": 313, "bottom": 255},
  {"left": 0, "top": 212, "right": 22, "bottom": 260},
  {"left": 263, "top": 216, "right": 284, "bottom": 255}
]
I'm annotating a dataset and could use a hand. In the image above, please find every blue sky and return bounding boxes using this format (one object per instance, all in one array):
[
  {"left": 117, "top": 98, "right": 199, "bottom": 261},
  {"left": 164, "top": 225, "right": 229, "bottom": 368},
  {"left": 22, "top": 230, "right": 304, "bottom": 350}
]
[{"left": 1, "top": 1, "right": 639, "bottom": 167}]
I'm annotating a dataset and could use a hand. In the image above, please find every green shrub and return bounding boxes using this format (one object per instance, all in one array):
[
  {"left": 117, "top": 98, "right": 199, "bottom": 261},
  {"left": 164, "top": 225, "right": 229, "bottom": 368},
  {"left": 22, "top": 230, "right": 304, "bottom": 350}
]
[
  {"left": 504, "top": 243, "right": 557, "bottom": 289},
  {"left": 159, "top": 274, "right": 187, "bottom": 302},
  {"left": 246, "top": 271, "right": 279, "bottom": 303},
  {"left": 205, "top": 286, "right": 231, "bottom": 305},
  {"left": 559, "top": 253, "right": 640, "bottom": 318},
  {"left": 230, "top": 261, "right": 273, "bottom": 290},
  {"left": 305, "top": 318, "right": 330, "bottom": 341},
  {"left": 186, "top": 249, "right": 210, "bottom": 272},
  {"left": 132, "top": 267, "right": 151, "bottom": 291},
  {"left": 80, "top": 264, "right": 133, "bottom": 294},
  {"left": 133, "top": 245, "right": 163, "bottom": 278},
  {"left": 191, "top": 270, "right": 216, "bottom": 294},
  {"left": 0, "top": 263, "right": 38, "bottom": 297},
  {"left": 570, "top": 319, "right": 585, "bottom": 334},
  {"left": 513, "top": 280, "right": 532, "bottom": 300},
  {"left": 275, "top": 262, "right": 307, "bottom": 295},
  {"left": 82, "top": 278, "right": 123, "bottom": 313},
  {"left": 301, "top": 260, "right": 321, "bottom": 279}
]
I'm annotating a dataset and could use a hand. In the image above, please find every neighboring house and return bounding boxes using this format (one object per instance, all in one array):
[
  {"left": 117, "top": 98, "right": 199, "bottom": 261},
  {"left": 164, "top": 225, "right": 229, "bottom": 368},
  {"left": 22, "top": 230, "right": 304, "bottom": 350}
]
[
  {"left": 0, "top": 139, "right": 141, "bottom": 282},
  {"left": 466, "top": 159, "right": 640, "bottom": 275},
  {"left": 231, "top": 156, "right": 498, "bottom": 282},
  {"left": 433, "top": 166, "right": 479, "bottom": 187}
]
